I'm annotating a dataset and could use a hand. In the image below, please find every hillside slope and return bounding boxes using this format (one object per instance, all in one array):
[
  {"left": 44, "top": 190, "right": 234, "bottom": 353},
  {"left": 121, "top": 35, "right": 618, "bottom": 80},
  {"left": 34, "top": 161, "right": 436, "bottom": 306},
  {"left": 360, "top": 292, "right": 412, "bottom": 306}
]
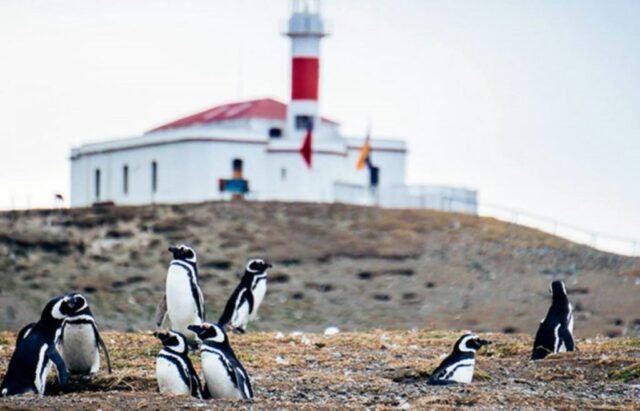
[{"left": 0, "top": 202, "right": 638, "bottom": 337}]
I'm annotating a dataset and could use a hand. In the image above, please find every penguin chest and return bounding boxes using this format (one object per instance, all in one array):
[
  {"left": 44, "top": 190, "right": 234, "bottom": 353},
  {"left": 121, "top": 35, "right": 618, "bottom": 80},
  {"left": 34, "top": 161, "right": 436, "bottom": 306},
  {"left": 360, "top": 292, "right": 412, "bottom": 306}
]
[
  {"left": 156, "top": 357, "right": 190, "bottom": 396},
  {"left": 250, "top": 280, "right": 267, "bottom": 320},
  {"left": 446, "top": 359, "right": 475, "bottom": 384},
  {"left": 166, "top": 270, "right": 201, "bottom": 331},
  {"left": 61, "top": 324, "right": 100, "bottom": 374},
  {"left": 201, "top": 352, "right": 242, "bottom": 399}
]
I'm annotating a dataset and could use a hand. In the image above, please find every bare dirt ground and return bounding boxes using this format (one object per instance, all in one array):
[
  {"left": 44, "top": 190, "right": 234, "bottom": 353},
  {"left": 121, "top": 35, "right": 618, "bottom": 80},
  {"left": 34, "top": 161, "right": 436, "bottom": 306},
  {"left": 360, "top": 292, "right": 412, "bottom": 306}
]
[
  {"left": 0, "top": 330, "right": 638, "bottom": 410},
  {"left": 0, "top": 202, "right": 639, "bottom": 338}
]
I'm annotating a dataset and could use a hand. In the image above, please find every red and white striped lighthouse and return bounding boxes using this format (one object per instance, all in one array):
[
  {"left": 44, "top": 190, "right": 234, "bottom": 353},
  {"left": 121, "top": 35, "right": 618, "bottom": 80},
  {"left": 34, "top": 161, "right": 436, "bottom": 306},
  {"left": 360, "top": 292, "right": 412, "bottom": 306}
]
[{"left": 285, "top": 0, "right": 327, "bottom": 140}]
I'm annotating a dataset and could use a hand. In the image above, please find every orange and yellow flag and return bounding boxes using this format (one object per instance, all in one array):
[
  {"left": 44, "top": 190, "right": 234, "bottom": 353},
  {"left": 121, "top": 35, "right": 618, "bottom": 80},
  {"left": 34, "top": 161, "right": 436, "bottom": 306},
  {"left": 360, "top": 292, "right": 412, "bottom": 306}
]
[{"left": 355, "top": 137, "right": 370, "bottom": 170}]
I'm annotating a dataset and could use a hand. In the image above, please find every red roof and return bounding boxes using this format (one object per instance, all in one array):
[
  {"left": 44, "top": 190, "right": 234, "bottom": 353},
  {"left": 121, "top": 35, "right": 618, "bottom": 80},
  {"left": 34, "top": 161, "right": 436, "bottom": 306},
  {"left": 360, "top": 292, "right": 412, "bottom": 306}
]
[{"left": 149, "top": 98, "right": 337, "bottom": 132}]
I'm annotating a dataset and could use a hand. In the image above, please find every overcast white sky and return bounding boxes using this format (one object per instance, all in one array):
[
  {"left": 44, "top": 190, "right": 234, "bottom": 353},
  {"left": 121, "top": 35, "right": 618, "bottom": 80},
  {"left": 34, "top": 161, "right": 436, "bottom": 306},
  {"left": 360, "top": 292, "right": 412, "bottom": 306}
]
[{"left": 0, "top": 0, "right": 639, "bottom": 245}]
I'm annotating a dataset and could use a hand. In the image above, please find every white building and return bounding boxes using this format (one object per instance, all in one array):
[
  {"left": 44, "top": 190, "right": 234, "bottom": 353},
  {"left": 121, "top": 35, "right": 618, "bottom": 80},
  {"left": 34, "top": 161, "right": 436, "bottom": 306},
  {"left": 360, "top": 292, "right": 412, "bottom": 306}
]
[{"left": 70, "top": 0, "right": 477, "bottom": 213}]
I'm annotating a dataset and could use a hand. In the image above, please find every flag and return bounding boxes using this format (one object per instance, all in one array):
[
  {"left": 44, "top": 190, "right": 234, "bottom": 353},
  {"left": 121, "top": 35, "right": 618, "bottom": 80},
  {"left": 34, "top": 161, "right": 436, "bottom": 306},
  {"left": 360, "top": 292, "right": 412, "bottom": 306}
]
[
  {"left": 356, "top": 134, "right": 371, "bottom": 170},
  {"left": 299, "top": 126, "right": 313, "bottom": 168}
]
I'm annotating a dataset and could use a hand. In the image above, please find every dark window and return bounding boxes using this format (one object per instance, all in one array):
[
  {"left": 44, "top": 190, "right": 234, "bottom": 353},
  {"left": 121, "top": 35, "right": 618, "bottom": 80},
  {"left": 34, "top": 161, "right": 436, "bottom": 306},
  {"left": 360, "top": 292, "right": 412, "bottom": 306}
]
[
  {"left": 123, "top": 165, "right": 129, "bottom": 194},
  {"left": 281, "top": 168, "right": 287, "bottom": 181},
  {"left": 95, "top": 169, "right": 101, "bottom": 200},
  {"left": 268, "top": 127, "right": 283, "bottom": 138},
  {"left": 151, "top": 161, "right": 157, "bottom": 193},
  {"left": 295, "top": 115, "right": 314, "bottom": 130}
]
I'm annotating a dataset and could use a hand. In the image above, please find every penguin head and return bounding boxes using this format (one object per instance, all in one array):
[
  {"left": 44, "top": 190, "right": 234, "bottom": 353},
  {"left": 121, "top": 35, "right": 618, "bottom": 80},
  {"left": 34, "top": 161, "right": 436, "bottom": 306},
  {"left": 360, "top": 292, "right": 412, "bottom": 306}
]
[
  {"left": 187, "top": 322, "right": 226, "bottom": 345},
  {"left": 550, "top": 280, "right": 568, "bottom": 299},
  {"left": 454, "top": 333, "right": 491, "bottom": 353},
  {"left": 46, "top": 293, "right": 89, "bottom": 321},
  {"left": 168, "top": 244, "right": 197, "bottom": 263},
  {"left": 154, "top": 330, "right": 188, "bottom": 354},
  {"left": 246, "top": 259, "right": 272, "bottom": 274}
]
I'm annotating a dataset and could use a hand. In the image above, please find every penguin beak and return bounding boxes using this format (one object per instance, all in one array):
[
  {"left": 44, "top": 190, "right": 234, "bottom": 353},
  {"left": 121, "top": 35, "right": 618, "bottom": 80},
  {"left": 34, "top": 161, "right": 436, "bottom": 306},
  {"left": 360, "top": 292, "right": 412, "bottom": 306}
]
[
  {"left": 168, "top": 246, "right": 178, "bottom": 253},
  {"left": 266, "top": 263, "right": 273, "bottom": 269},
  {"left": 477, "top": 339, "right": 491, "bottom": 347}
]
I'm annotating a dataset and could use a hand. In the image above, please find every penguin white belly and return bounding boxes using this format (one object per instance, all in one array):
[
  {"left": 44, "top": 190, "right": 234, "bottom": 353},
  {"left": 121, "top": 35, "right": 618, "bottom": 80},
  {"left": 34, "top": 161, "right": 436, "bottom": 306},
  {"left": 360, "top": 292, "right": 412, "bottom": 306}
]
[
  {"left": 447, "top": 359, "right": 475, "bottom": 384},
  {"left": 166, "top": 267, "right": 201, "bottom": 340},
  {"left": 61, "top": 324, "right": 100, "bottom": 374},
  {"left": 201, "top": 352, "right": 243, "bottom": 399},
  {"left": 156, "top": 358, "right": 190, "bottom": 396},
  {"left": 249, "top": 281, "right": 266, "bottom": 321}
]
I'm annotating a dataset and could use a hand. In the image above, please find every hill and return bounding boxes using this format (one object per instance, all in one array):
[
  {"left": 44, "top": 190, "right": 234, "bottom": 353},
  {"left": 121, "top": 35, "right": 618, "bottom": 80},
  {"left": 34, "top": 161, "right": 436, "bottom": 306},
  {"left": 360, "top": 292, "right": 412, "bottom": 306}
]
[
  {"left": 0, "top": 202, "right": 638, "bottom": 337},
  {"left": 0, "top": 330, "right": 638, "bottom": 410}
]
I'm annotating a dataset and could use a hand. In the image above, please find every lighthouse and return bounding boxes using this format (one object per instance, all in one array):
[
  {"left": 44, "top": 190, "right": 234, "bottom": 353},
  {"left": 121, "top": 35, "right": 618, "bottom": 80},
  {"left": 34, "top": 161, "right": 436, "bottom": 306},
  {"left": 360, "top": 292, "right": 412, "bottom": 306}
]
[{"left": 285, "top": 0, "right": 327, "bottom": 140}]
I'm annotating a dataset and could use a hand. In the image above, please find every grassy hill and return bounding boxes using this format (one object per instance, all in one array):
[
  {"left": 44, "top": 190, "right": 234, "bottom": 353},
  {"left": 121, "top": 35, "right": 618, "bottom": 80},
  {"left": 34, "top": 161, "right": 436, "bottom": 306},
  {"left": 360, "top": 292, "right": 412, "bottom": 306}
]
[
  {"left": 0, "top": 330, "right": 638, "bottom": 409},
  {"left": 0, "top": 202, "right": 638, "bottom": 337}
]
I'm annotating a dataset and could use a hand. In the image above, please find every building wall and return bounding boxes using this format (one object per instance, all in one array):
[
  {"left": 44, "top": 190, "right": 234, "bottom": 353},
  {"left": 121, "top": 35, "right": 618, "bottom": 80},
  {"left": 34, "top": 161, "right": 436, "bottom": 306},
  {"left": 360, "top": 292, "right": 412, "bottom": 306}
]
[{"left": 70, "top": 140, "right": 270, "bottom": 207}]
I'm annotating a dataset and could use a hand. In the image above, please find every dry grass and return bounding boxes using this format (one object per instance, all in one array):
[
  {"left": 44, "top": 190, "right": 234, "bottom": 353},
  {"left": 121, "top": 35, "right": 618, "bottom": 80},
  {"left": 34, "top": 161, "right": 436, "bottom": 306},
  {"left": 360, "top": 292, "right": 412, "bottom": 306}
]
[{"left": 0, "top": 330, "right": 638, "bottom": 410}]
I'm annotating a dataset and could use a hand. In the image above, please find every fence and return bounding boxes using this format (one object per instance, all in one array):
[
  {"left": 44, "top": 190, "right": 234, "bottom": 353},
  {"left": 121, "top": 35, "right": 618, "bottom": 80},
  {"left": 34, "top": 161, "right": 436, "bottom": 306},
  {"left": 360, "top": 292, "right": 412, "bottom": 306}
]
[{"left": 445, "top": 198, "right": 638, "bottom": 257}]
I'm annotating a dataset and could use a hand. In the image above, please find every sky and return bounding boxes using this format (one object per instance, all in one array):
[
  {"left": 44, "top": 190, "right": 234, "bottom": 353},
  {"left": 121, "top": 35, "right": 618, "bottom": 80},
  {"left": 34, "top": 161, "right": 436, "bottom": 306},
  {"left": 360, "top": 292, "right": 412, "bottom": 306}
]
[{"left": 0, "top": 0, "right": 639, "bottom": 250}]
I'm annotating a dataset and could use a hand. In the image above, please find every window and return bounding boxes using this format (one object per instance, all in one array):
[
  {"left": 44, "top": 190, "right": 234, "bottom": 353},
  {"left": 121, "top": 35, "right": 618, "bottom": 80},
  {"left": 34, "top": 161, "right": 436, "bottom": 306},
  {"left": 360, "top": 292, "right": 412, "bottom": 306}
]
[
  {"left": 232, "top": 158, "right": 243, "bottom": 177},
  {"left": 268, "top": 127, "right": 282, "bottom": 138},
  {"left": 95, "top": 169, "right": 101, "bottom": 200},
  {"left": 295, "top": 115, "right": 313, "bottom": 130},
  {"left": 123, "top": 165, "right": 129, "bottom": 194},
  {"left": 281, "top": 167, "right": 287, "bottom": 181},
  {"left": 151, "top": 161, "right": 157, "bottom": 193}
]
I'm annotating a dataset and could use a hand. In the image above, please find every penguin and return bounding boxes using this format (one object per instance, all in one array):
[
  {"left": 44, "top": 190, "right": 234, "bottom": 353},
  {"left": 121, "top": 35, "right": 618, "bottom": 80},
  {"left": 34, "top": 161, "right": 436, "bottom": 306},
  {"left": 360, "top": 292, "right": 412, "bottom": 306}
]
[
  {"left": 154, "top": 330, "right": 203, "bottom": 399},
  {"left": 427, "top": 333, "right": 491, "bottom": 385},
  {"left": 59, "top": 295, "right": 112, "bottom": 376},
  {"left": 1, "top": 293, "right": 86, "bottom": 396},
  {"left": 531, "top": 279, "right": 575, "bottom": 360},
  {"left": 218, "top": 259, "right": 272, "bottom": 333},
  {"left": 188, "top": 322, "right": 253, "bottom": 400},
  {"left": 155, "top": 245, "right": 206, "bottom": 345}
]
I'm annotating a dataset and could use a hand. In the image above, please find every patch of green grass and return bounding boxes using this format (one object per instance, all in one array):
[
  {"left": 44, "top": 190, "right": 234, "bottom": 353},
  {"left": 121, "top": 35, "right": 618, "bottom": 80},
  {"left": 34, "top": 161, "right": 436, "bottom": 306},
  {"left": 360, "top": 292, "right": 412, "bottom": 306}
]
[
  {"left": 0, "top": 335, "right": 8, "bottom": 345},
  {"left": 608, "top": 363, "right": 640, "bottom": 383}
]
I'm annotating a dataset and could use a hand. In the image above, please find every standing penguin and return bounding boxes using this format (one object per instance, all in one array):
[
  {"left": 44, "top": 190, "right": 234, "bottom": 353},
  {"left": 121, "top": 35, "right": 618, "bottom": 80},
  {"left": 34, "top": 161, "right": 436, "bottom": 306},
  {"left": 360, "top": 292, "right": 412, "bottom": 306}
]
[
  {"left": 427, "top": 333, "right": 491, "bottom": 385},
  {"left": 1, "top": 293, "right": 86, "bottom": 396},
  {"left": 531, "top": 280, "right": 575, "bottom": 360},
  {"left": 59, "top": 294, "right": 112, "bottom": 376},
  {"left": 156, "top": 245, "right": 206, "bottom": 345},
  {"left": 155, "top": 330, "right": 203, "bottom": 398},
  {"left": 218, "top": 259, "right": 272, "bottom": 333},
  {"left": 188, "top": 322, "right": 253, "bottom": 400}
]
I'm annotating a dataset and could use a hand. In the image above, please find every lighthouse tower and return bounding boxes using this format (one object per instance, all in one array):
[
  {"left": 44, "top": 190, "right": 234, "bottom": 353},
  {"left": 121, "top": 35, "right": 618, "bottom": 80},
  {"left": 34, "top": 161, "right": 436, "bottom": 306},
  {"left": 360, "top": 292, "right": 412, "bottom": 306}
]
[{"left": 285, "top": 0, "right": 327, "bottom": 140}]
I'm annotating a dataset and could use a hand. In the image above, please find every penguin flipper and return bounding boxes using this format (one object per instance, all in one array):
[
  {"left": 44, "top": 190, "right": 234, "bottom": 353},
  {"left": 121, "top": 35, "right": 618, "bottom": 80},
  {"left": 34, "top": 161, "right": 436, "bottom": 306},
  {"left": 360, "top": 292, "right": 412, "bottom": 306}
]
[
  {"left": 154, "top": 293, "right": 168, "bottom": 328},
  {"left": 245, "top": 290, "right": 255, "bottom": 315},
  {"left": 47, "top": 345, "right": 69, "bottom": 387},
  {"left": 233, "top": 367, "right": 253, "bottom": 400},
  {"left": 559, "top": 327, "right": 575, "bottom": 352},
  {"left": 92, "top": 324, "right": 113, "bottom": 373}
]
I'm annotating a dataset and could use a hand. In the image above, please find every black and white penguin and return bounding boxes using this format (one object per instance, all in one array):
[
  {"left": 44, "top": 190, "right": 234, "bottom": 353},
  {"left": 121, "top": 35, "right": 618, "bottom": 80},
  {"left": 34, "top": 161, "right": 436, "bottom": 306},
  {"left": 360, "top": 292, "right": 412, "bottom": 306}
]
[
  {"left": 427, "top": 333, "right": 491, "bottom": 385},
  {"left": 531, "top": 280, "right": 575, "bottom": 360},
  {"left": 188, "top": 322, "right": 253, "bottom": 400},
  {"left": 0, "top": 293, "right": 86, "bottom": 396},
  {"left": 156, "top": 245, "right": 206, "bottom": 345},
  {"left": 59, "top": 294, "right": 112, "bottom": 376},
  {"left": 218, "top": 259, "right": 272, "bottom": 333},
  {"left": 155, "top": 330, "right": 203, "bottom": 399}
]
